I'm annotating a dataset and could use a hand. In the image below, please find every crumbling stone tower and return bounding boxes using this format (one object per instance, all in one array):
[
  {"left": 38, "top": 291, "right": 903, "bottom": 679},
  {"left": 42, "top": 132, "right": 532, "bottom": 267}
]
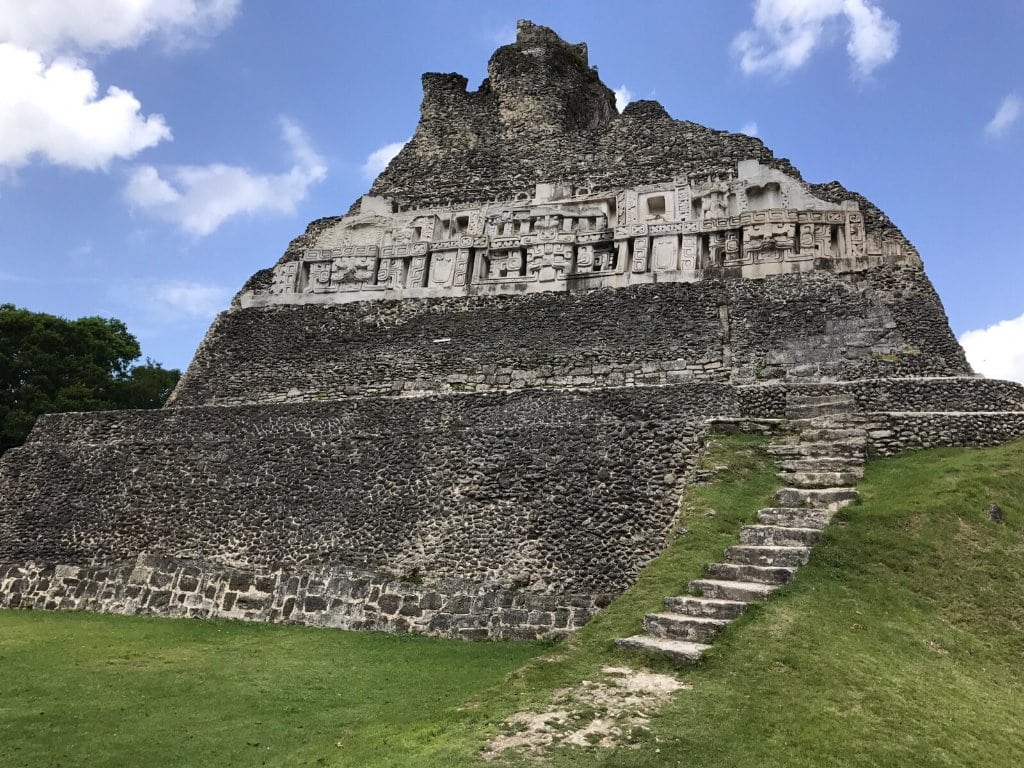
[{"left": 2, "top": 21, "right": 1022, "bottom": 638}]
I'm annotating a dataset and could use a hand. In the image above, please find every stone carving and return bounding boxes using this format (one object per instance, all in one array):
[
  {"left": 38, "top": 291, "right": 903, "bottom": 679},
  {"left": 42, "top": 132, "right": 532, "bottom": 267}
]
[
  {"left": 306, "top": 259, "right": 334, "bottom": 293},
  {"left": 680, "top": 234, "right": 699, "bottom": 273},
  {"left": 528, "top": 243, "right": 570, "bottom": 282},
  {"left": 429, "top": 252, "right": 457, "bottom": 287},
  {"left": 743, "top": 221, "right": 795, "bottom": 263},
  {"left": 409, "top": 256, "right": 428, "bottom": 287},
  {"left": 696, "top": 180, "right": 731, "bottom": 219},
  {"left": 269, "top": 262, "right": 299, "bottom": 295},
  {"left": 631, "top": 237, "right": 649, "bottom": 273},
  {"left": 453, "top": 249, "right": 471, "bottom": 286},
  {"left": 243, "top": 160, "right": 917, "bottom": 308},
  {"left": 709, "top": 230, "right": 743, "bottom": 265},
  {"left": 652, "top": 235, "right": 679, "bottom": 272}
]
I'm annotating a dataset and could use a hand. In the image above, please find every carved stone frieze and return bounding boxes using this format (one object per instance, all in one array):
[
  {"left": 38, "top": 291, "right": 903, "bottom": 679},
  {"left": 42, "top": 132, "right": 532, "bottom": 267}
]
[{"left": 243, "top": 160, "right": 917, "bottom": 308}]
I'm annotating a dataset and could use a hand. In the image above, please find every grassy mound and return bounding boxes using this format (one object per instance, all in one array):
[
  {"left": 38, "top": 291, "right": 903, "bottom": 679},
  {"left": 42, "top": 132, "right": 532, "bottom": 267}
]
[{"left": 1, "top": 435, "right": 1022, "bottom": 767}]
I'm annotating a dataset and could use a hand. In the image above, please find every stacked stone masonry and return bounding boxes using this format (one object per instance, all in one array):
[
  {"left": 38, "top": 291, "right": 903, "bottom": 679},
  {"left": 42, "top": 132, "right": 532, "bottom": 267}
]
[
  {"left": 174, "top": 266, "right": 970, "bottom": 408},
  {"left": 0, "top": 386, "right": 730, "bottom": 600},
  {"left": 0, "top": 555, "right": 599, "bottom": 640}
]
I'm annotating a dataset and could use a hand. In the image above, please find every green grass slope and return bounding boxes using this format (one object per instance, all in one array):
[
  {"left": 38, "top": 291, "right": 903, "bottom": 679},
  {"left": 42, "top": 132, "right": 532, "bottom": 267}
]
[{"left": 1, "top": 436, "right": 1022, "bottom": 767}]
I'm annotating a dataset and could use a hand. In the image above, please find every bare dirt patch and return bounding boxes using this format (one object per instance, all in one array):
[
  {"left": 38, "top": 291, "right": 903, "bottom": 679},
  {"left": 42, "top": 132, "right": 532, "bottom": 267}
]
[{"left": 483, "top": 666, "right": 690, "bottom": 760}]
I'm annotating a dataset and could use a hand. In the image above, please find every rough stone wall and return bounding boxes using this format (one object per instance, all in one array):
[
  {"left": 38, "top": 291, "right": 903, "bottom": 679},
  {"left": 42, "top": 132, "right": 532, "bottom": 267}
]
[
  {"left": 864, "top": 412, "right": 1024, "bottom": 456},
  {"left": 737, "top": 377, "right": 1024, "bottom": 419},
  {"left": 0, "top": 554, "right": 599, "bottom": 640},
  {"left": 1, "top": 385, "right": 732, "bottom": 595},
  {"left": 172, "top": 266, "right": 969, "bottom": 408}
]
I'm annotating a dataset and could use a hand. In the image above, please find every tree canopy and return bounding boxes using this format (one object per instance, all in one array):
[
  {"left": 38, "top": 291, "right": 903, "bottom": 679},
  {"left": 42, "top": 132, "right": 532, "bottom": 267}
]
[{"left": 0, "top": 304, "right": 181, "bottom": 453}]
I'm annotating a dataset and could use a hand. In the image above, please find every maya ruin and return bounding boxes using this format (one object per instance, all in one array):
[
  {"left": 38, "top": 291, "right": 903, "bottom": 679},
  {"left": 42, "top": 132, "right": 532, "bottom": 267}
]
[{"left": 3, "top": 21, "right": 1024, "bottom": 648}]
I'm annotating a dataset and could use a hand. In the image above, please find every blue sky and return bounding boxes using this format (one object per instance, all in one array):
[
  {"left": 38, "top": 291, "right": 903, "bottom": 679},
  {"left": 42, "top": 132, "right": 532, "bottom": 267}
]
[{"left": 1, "top": 1, "right": 1022, "bottom": 381}]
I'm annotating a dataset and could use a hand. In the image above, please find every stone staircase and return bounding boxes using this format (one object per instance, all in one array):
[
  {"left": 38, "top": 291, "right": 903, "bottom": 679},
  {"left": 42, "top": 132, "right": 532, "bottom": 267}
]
[{"left": 616, "top": 392, "right": 865, "bottom": 662}]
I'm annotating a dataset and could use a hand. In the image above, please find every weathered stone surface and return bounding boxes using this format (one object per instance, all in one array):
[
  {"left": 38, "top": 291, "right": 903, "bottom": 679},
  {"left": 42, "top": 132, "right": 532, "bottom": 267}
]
[
  {"left": 174, "top": 267, "right": 972, "bottom": 408},
  {"left": 614, "top": 635, "right": 710, "bottom": 662},
  {"left": 643, "top": 612, "right": 728, "bottom": 643},
  {"left": 0, "top": 554, "right": 595, "bottom": 640},
  {"left": 0, "top": 385, "right": 724, "bottom": 596}
]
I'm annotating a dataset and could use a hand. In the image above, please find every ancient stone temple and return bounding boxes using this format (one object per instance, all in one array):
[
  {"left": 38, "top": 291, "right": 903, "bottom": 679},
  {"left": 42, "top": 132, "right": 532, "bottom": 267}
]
[{"left": 2, "top": 21, "right": 1023, "bottom": 639}]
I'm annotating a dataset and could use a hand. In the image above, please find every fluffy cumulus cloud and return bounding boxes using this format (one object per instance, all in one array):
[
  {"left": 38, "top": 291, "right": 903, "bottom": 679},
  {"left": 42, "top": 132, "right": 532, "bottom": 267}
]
[
  {"left": 0, "top": 1, "right": 240, "bottom": 174},
  {"left": 614, "top": 85, "right": 633, "bottom": 114},
  {"left": 0, "top": 43, "right": 170, "bottom": 170},
  {"left": 985, "top": 94, "right": 1022, "bottom": 138},
  {"left": 361, "top": 140, "right": 408, "bottom": 180},
  {"left": 733, "top": 0, "right": 899, "bottom": 77},
  {"left": 123, "top": 118, "right": 327, "bottom": 236},
  {"left": 741, "top": 121, "right": 760, "bottom": 136},
  {"left": 960, "top": 314, "right": 1024, "bottom": 384},
  {"left": 0, "top": 0, "right": 239, "bottom": 55},
  {"left": 152, "top": 280, "right": 233, "bottom": 318}
]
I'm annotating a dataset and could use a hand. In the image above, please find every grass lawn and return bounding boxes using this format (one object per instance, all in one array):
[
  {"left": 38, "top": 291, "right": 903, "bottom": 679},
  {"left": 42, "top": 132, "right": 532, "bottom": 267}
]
[
  {"left": 0, "top": 613, "right": 542, "bottom": 767},
  {"left": 2, "top": 434, "right": 1023, "bottom": 767}
]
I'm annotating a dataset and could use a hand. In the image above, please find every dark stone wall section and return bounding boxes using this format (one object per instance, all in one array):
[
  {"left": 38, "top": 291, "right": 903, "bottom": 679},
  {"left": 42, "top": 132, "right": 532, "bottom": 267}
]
[
  {"left": 170, "top": 266, "right": 970, "bottom": 408},
  {"left": 0, "top": 555, "right": 598, "bottom": 640},
  {"left": 864, "top": 412, "right": 1024, "bottom": 456},
  {"left": 1, "top": 385, "right": 735, "bottom": 595}
]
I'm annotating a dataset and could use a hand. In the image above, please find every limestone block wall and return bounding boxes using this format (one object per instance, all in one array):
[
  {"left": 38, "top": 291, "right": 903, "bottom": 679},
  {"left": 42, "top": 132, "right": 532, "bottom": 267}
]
[
  {"left": 174, "top": 266, "right": 968, "bottom": 408},
  {"left": 0, "top": 384, "right": 735, "bottom": 597},
  {"left": 0, "top": 555, "right": 600, "bottom": 640}
]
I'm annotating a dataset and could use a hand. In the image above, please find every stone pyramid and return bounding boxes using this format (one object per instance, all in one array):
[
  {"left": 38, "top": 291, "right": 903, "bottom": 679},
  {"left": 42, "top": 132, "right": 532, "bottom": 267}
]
[{"left": 2, "top": 21, "right": 1021, "bottom": 639}]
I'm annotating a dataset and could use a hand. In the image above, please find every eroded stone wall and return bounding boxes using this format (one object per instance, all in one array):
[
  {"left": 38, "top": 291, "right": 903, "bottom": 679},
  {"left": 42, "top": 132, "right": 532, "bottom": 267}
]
[
  {"left": 1, "top": 385, "right": 732, "bottom": 596},
  {"left": 173, "top": 266, "right": 969, "bottom": 408}
]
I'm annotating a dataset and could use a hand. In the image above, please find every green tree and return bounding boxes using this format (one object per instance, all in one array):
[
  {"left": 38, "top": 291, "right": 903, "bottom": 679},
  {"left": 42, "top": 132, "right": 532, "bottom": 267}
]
[{"left": 0, "top": 304, "right": 181, "bottom": 454}]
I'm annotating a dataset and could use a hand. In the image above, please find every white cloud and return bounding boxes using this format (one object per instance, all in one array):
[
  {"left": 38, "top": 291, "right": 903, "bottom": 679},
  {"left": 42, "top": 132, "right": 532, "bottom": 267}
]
[
  {"left": 614, "top": 85, "right": 633, "bottom": 113},
  {"left": 124, "top": 118, "right": 327, "bottom": 236},
  {"left": 0, "top": 43, "right": 171, "bottom": 171},
  {"left": 741, "top": 121, "right": 759, "bottom": 136},
  {"left": 152, "top": 280, "right": 232, "bottom": 318},
  {"left": 0, "top": 0, "right": 240, "bottom": 55},
  {"left": 960, "top": 313, "right": 1024, "bottom": 384},
  {"left": 733, "top": 0, "right": 898, "bottom": 77},
  {"left": 361, "top": 140, "right": 408, "bottom": 180},
  {"left": 0, "top": 2, "right": 240, "bottom": 176},
  {"left": 985, "top": 94, "right": 1022, "bottom": 138}
]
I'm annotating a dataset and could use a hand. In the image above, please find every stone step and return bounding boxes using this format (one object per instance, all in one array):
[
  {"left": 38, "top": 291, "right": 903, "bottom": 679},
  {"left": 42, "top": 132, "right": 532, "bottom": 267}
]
[
  {"left": 664, "top": 595, "right": 748, "bottom": 620},
  {"left": 756, "top": 507, "right": 834, "bottom": 529},
  {"left": 644, "top": 612, "right": 730, "bottom": 643},
  {"left": 778, "top": 470, "right": 864, "bottom": 488},
  {"left": 706, "top": 562, "right": 797, "bottom": 585},
  {"left": 786, "top": 403, "right": 855, "bottom": 420},
  {"left": 615, "top": 635, "right": 711, "bottom": 662},
  {"left": 775, "top": 486, "right": 858, "bottom": 510},
  {"left": 785, "top": 396, "right": 857, "bottom": 419},
  {"left": 740, "top": 524, "right": 823, "bottom": 547},
  {"left": 767, "top": 439, "right": 866, "bottom": 458},
  {"left": 724, "top": 545, "right": 811, "bottom": 567},
  {"left": 688, "top": 578, "right": 779, "bottom": 602},
  {"left": 796, "top": 427, "right": 867, "bottom": 442},
  {"left": 782, "top": 397, "right": 856, "bottom": 409},
  {"left": 777, "top": 457, "right": 864, "bottom": 473}
]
